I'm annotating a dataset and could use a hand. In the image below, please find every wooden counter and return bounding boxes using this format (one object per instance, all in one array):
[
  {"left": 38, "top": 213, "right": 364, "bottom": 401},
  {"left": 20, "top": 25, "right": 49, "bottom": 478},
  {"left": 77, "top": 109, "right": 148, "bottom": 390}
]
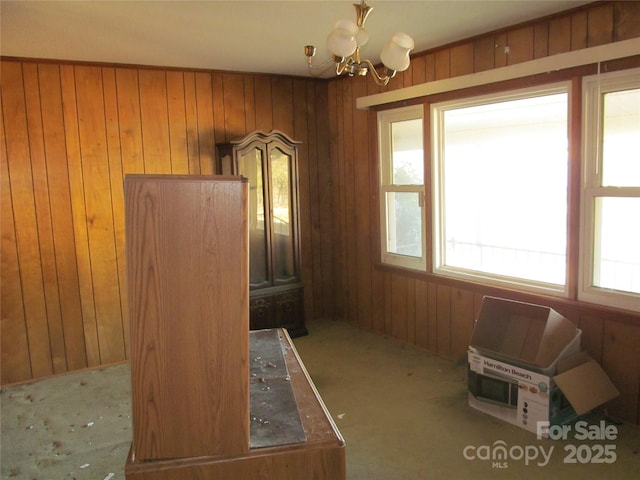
[{"left": 125, "top": 328, "right": 345, "bottom": 480}]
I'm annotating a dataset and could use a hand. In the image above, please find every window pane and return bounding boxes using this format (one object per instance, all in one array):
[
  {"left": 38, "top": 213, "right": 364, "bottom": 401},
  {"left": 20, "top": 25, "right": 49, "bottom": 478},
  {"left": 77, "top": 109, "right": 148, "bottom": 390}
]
[
  {"left": 593, "top": 197, "right": 640, "bottom": 294},
  {"left": 602, "top": 89, "right": 640, "bottom": 187},
  {"left": 392, "top": 119, "right": 423, "bottom": 185},
  {"left": 441, "top": 93, "right": 568, "bottom": 285},
  {"left": 386, "top": 192, "right": 422, "bottom": 258}
]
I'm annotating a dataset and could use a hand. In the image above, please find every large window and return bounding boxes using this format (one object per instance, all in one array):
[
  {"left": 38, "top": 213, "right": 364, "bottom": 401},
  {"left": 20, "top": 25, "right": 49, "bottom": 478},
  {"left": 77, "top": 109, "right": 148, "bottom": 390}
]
[
  {"left": 580, "top": 68, "right": 640, "bottom": 311},
  {"left": 431, "top": 84, "right": 570, "bottom": 295},
  {"left": 378, "top": 105, "right": 425, "bottom": 270},
  {"left": 377, "top": 69, "right": 639, "bottom": 313}
]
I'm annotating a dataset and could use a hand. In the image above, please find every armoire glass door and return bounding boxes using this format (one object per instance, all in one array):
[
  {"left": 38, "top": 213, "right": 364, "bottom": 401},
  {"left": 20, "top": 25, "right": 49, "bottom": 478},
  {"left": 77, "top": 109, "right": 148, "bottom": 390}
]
[
  {"left": 238, "top": 147, "right": 270, "bottom": 288},
  {"left": 269, "top": 146, "right": 296, "bottom": 284}
]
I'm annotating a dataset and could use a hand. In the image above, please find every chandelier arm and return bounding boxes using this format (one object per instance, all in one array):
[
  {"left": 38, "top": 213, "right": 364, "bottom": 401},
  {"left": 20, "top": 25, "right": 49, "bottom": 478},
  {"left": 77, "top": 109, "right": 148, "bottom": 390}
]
[
  {"left": 361, "top": 59, "right": 396, "bottom": 86},
  {"left": 307, "top": 56, "right": 335, "bottom": 76},
  {"left": 335, "top": 57, "right": 351, "bottom": 76}
]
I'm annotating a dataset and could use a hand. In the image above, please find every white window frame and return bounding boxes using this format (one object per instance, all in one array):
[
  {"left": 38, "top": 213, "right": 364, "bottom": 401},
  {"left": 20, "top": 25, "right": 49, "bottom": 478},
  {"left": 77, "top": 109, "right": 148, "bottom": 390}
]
[
  {"left": 378, "top": 105, "right": 426, "bottom": 270},
  {"left": 431, "top": 82, "right": 571, "bottom": 296},
  {"left": 579, "top": 67, "right": 640, "bottom": 312}
]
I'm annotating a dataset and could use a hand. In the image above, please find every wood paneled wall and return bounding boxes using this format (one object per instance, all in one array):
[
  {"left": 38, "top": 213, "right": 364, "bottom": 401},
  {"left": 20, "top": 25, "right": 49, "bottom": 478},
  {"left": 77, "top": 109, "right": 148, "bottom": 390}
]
[
  {"left": 1, "top": 63, "right": 331, "bottom": 384},
  {"left": 327, "top": 1, "right": 640, "bottom": 425}
]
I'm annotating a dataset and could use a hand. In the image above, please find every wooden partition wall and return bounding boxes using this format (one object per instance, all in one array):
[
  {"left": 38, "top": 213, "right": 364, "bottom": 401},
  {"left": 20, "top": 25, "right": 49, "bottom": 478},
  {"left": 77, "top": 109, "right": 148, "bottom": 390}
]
[{"left": 326, "top": 1, "right": 640, "bottom": 425}]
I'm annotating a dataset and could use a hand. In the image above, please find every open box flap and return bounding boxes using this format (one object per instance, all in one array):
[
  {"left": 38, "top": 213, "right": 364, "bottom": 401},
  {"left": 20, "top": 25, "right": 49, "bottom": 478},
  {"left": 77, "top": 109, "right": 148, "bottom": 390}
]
[
  {"left": 470, "top": 296, "right": 578, "bottom": 369},
  {"left": 553, "top": 358, "right": 620, "bottom": 415}
]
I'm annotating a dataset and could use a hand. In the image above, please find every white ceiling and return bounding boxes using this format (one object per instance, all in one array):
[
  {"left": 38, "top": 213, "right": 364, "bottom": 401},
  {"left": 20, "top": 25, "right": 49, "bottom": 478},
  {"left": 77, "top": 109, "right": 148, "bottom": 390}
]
[{"left": 1, "top": 0, "right": 592, "bottom": 79}]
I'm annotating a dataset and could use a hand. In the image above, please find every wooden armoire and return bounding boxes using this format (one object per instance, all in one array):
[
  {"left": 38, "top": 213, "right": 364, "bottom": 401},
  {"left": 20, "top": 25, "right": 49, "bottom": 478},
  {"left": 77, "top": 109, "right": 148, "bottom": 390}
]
[{"left": 217, "top": 131, "right": 307, "bottom": 337}]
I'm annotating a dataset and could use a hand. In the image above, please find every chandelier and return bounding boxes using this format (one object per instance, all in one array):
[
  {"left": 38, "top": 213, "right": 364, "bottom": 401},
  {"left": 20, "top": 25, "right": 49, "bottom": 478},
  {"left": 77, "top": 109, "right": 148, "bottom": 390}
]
[{"left": 304, "top": 0, "right": 414, "bottom": 86}]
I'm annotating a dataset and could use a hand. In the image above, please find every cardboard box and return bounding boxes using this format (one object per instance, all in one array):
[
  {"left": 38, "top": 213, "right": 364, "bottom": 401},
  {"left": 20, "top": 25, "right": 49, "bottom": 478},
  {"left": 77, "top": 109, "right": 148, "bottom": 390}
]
[
  {"left": 468, "top": 349, "right": 619, "bottom": 436},
  {"left": 467, "top": 296, "right": 619, "bottom": 436},
  {"left": 470, "top": 296, "right": 579, "bottom": 371},
  {"left": 468, "top": 350, "right": 576, "bottom": 435}
]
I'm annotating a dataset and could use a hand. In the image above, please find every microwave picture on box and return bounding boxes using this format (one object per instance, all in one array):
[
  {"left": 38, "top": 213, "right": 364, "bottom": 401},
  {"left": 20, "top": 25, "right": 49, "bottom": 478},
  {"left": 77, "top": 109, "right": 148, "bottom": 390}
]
[
  {"left": 467, "top": 349, "right": 596, "bottom": 435},
  {"left": 468, "top": 367, "right": 519, "bottom": 409}
]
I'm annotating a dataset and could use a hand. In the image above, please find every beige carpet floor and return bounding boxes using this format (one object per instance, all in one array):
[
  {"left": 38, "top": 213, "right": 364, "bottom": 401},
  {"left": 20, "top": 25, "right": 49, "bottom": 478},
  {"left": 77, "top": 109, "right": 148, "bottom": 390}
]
[{"left": 2, "top": 319, "right": 639, "bottom": 479}]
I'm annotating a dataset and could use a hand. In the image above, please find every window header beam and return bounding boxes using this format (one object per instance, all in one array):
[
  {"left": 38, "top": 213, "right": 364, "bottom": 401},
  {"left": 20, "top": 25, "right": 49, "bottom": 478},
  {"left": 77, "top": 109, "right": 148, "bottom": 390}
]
[{"left": 356, "top": 38, "right": 640, "bottom": 110}]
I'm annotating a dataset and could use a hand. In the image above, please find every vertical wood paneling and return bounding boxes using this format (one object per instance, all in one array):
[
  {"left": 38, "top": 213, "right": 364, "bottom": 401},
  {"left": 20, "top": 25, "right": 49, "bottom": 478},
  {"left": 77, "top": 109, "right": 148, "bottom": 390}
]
[
  {"left": 243, "top": 76, "right": 256, "bottom": 134},
  {"left": 434, "top": 50, "right": 450, "bottom": 80},
  {"left": 37, "top": 62, "right": 86, "bottom": 372},
  {"left": 390, "top": 273, "right": 408, "bottom": 342},
  {"left": 406, "top": 278, "right": 416, "bottom": 345},
  {"left": 353, "top": 77, "right": 373, "bottom": 332},
  {"left": 436, "top": 285, "right": 451, "bottom": 358},
  {"left": 494, "top": 32, "right": 508, "bottom": 68},
  {"left": 370, "top": 268, "right": 385, "bottom": 334},
  {"left": 383, "top": 272, "right": 392, "bottom": 335},
  {"left": 138, "top": 70, "right": 171, "bottom": 173},
  {"left": 411, "top": 55, "right": 426, "bottom": 85},
  {"left": 2, "top": 59, "right": 331, "bottom": 384},
  {"left": 427, "top": 282, "right": 438, "bottom": 353},
  {"left": 309, "top": 82, "right": 325, "bottom": 318},
  {"left": 414, "top": 279, "right": 428, "bottom": 349},
  {"left": 615, "top": 2, "right": 640, "bottom": 41},
  {"left": 0, "top": 91, "right": 33, "bottom": 383},
  {"left": 182, "top": 72, "right": 201, "bottom": 174},
  {"left": 341, "top": 80, "right": 358, "bottom": 324},
  {"left": 211, "top": 72, "right": 225, "bottom": 148},
  {"left": 328, "top": 80, "right": 345, "bottom": 320},
  {"left": 293, "top": 79, "right": 314, "bottom": 318},
  {"left": 602, "top": 320, "right": 640, "bottom": 424},
  {"left": 587, "top": 3, "right": 614, "bottom": 46},
  {"left": 450, "top": 288, "right": 474, "bottom": 360},
  {"left": 549, "top": 15, "right": 572, "bottom": 54},
  {"left": 195, "top": 72, "right": 215, "bottom": 175},
  {"left": 425, "top": 53, "right": 436, "bottom": 82},
  {"left": 578, "top": 314, "right": 604, "bottom": 361},
  {"left": 102, "top": 66, "right": 129, "bottom": 358},
  {"left": 222, "top": 73, "right": 247, "bottom": 140},
  {"left": 571, "top": 11, "right": 588, "bottom": 50},
  {"left": 506, "top": 26, "right": 534, "bottom": 65},
  {"left": 272, "top": 77, "right": 294, "bottom": 137},
  {"left": 533, "top": 23, "right": 550, "bottom": 59},
  {"left": 254, "top": 76, "right": 273, "bottom": 132},
  {"left": 450, "top": 43, "right": 474, "bottom": 77},
  {"left": 316, "top": 82, "right": 336, "bottom": 316},
  {"left": 60, "top": 64, "right": 101, "bottom": 367},
  {"left": 75, "top": 65, "right": 125, "bottom": 364},
  {"left": 473, "top": 36, "right": 495, "bottom": 72},
  {"left": 115, "top": 68, "right": 145, "bottom": 175},
  {"left": 166, "top": 71, "right": 191, "bottom": 175},
  {"left": 23, "top": 63, "right": 67, "bottom": 374},
  {"left": 2, "top": 62, "right": 53, "bottom": 378}
]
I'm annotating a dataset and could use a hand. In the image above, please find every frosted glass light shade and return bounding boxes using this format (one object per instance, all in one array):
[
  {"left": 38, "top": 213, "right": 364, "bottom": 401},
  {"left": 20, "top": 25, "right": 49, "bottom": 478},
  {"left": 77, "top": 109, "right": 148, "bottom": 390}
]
[
  {"left": 380, "top": 32, "right": 414, "bottom": 72},
  {"left": 326, "top": 19, "right": 358, "bottom": 57},
  {"left": 355, "top": 27, "right": 369, "bottom": 47}
]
